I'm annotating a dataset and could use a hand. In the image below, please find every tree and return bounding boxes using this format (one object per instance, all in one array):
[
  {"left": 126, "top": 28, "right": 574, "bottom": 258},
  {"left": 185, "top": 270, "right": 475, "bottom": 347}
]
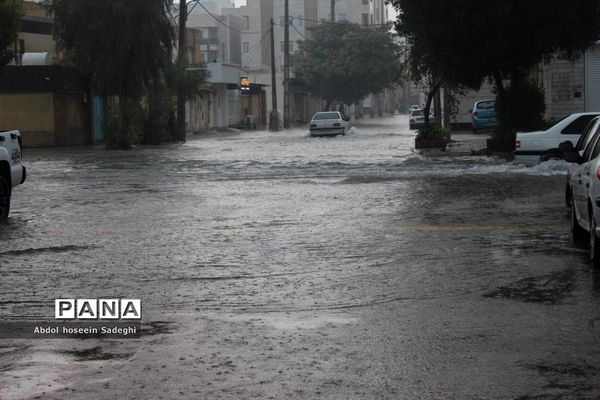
[
  {"left": 0, "top": 0, "right": 24, "bottom": 70},
  {"left": 292, "top": 22, "right": 402, "bottom": 110},
  {"left": 392, "top": 0, "right": 600, "bottom": 148},
  {"left": 45, "top": 0, "right": 175, "bottom": 149}
]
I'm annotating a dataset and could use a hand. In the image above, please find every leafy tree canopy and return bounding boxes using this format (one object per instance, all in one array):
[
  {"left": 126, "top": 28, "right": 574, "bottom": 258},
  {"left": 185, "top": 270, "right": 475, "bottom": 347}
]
[
  {"left": 392, "top": 0, "right": 600, "bottom": 90},
  {"left": 0, "top": 0, "right": 24, "bottom": 69},
  {"left": 45, "top": 0, "right": 174, "bottom": 99},
  {"left": 292, "top": 22, "right": 402, "bottom": 108},
  {"left": 45, "top": 0, "right": 175, "bottom": 148}
]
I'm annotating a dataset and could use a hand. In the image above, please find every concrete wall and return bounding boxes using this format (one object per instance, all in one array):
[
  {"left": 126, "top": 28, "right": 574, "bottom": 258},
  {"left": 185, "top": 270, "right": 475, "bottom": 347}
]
[{"left": 0, "top": 93, "right": 55, "bottom": 147}]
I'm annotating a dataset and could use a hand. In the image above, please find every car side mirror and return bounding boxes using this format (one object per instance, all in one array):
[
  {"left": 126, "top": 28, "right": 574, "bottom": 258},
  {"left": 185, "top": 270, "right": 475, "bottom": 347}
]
[
  {"left": 558, "top": 141, "right": 574, "bottom": 153},
  {"left": 564, "top": 151, "right": 582, "bottom": 164}
]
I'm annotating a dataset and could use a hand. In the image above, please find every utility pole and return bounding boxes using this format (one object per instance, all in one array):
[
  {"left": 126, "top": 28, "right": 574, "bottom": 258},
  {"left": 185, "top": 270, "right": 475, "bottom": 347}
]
[
  {"left": 269, "top": 19, "right": 280, "bottom": 131},
  {"left": 331, "top": 0, "right": 335, "bottom": 22},
  {"left": 283, "top": 0, "right": 290, "bottom": 129},
  {"left": 177, "top": 0, "right": 187, "bottom": 142}
]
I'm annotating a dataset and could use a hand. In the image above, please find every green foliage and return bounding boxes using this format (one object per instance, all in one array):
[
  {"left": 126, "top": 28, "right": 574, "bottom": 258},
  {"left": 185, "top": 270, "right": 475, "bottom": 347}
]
[
  {"left": 292, "top": 22, "right": 402, "bottom": 107},
  {"left": 0, "top": 0, "right": 24, "bottom": 70},
  {"left": 416, "top": 124, "right": 450, "bottom": 142},
  {"left": 392, "top": 0, "right": 600, "bottom": 145},
  {"left": 142, "top": 82, "right": 176, "bottom": 145},
  {"left": 492, "top": 80, "right": 546, "bottom": 151},
  {"left": 45, "top": 0, "right": 175, "bottom": 149},
  {"left": 415, "top": 124, "right": 450, "bottom": 149}
]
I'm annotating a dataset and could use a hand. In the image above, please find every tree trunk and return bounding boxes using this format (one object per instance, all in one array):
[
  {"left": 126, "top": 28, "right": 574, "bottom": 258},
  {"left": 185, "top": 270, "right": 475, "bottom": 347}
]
[
  {"left": 493, "top": 71, "right": 504, "bottom": 96},
  {"left": 324, "top": 99, "right": 332, "bottom": 111},
  {"left": 424, "top": 82, "right": 441, "bottom": 127}
]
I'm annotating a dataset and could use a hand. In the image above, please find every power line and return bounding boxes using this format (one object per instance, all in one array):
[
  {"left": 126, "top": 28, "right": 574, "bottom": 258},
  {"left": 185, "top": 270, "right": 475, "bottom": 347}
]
[
  {"left": 289, "top": 20, "right": 306, "bottom": 40},
  {"left": 242, "top": 28, "right": 270, "bottom": 69},
  {"left": 187, "top": 1, "right": 265, "bottom": 35}
]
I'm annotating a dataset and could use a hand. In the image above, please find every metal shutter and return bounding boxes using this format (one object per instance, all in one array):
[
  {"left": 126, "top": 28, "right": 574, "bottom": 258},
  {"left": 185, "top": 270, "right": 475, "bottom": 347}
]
[{"left": 585, "top": 44, "right": 600, "bottom": 111}]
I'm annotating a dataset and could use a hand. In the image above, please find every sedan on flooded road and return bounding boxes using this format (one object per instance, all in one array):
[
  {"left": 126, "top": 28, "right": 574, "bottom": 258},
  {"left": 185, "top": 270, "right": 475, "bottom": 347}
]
[
  {"left": 309, "top": 111, "right": 350, "bottom": 137},
  {"left": 1, "top": 115, "right": 600, "bottom": 400}
]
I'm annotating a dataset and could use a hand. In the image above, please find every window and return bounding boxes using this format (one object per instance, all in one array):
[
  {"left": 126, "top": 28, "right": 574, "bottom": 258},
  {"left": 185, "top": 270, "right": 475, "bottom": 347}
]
[
  {"left": 475, "top": 100, "right": 495, "bottom": 110},
  {"left": 591, "top": 131, "right": 600, "bottom": 160},
  {"left": 280, "top": 41, "right": 293, "bottom": 52},
  {"left": 583, "top": 130, "right": 600, "bottom": 161},
  {"left": 562, "top": 115, "right": 598, "bottom": 135},
  {"left": 576, "top": 118, "right": 600, "bottom": 151},
  {"left": 362, "top": 13, "right": 369, "bottom": 25},
  {"left": 242, "top": 42, "right": 249, "bottom": 54}
]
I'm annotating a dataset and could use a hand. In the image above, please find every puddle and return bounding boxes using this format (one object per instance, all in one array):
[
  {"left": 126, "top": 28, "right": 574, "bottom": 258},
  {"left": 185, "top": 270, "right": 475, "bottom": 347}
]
[
  {"left": 58, "top": 346, "right": 132, "bottom": 361},
  {"left": 484, "top": 269, "right": 576, "bottom": 304}
]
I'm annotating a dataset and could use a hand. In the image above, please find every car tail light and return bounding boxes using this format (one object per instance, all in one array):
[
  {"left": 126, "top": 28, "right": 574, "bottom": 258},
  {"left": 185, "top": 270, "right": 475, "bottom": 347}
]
[
  {"left": 310, "top": 123, "right": 317, "bottom": 128},
  {"left": 333, "top": 122, "right": 341, "bottom": 127},
  {"left": 473, "top": 111, "right": 479, "bottom": 117},
  {"left": 515, "top": 140, "right": 520, "bottom": 149}
]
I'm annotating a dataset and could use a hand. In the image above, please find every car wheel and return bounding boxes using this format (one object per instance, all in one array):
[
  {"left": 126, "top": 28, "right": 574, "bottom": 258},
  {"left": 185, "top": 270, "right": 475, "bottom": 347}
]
[
  {"left": 0, "top": 175, "right": 10, "bottom": 220},
  {"left": 571, "top": 201, "right": 587, "bottom": 244},
  {"left": 590, "top": 212, "right": 600, "bottom": 268}
]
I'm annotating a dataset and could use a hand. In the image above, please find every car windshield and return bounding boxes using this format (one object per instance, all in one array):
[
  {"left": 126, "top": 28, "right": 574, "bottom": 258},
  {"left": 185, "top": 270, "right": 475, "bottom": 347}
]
[
  {"left": 476, "top": 101, "right": 495, "bottom": 110},
  {"left": 312, "top": 112, "right": 340, "bottom": 120},
  {"left": 411, "top": 110, "right": 423, "bottom": 116}
]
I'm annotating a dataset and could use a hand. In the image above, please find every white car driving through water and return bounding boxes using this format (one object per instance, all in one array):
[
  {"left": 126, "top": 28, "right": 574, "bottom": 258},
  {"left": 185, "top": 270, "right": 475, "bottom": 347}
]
[{"left": 309, "top": 111, "right": 350, "bottom": 137}]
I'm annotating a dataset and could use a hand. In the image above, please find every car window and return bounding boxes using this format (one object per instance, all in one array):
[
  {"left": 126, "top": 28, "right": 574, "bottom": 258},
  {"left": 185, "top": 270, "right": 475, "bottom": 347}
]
[
  {"left": 562, "top": 115, "right": 598, "bottom": 135},
  {"left": 583, "top": 128, "right": 600, "bottom": 161},
  {"left": 411, "top": 110, "right": 423, "bottom": 116},
  {"left": 591, "top": 132, "right": 600, "bottom": 160},
  {"left": 575, "top": 118, "right": 599, "bottom": 151},
  {"left": 312, "top": 112, "right": 340, "bottom": 120},
  {"left": 475, "top": 101, "right": 495, "bottom": 110}
]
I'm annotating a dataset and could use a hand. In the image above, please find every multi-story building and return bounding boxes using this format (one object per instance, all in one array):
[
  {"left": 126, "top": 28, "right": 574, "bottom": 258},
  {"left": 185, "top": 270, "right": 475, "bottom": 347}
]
[{"left": 317, "top": 0, "right": 387, "bottom": 25}]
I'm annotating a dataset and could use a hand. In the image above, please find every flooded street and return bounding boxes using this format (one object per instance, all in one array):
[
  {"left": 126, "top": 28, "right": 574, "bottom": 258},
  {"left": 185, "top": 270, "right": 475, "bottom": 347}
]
[{"left": 1, "top": 114, "right": 600, "bottom": 399}]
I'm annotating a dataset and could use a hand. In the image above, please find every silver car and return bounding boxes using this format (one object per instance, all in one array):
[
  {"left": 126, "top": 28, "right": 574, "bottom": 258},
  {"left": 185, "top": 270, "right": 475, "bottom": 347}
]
[
  {"left": 564, "top": 119, "right": 600, "bottom": 267},
  {"left": 309, "top": 111, "right": 350, "bottom": 137}
]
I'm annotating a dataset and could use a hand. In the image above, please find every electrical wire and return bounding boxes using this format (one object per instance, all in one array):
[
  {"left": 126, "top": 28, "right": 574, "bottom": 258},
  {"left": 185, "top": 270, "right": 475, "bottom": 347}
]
[
  {"left": 289, "top": 18, "right": 307, "bottom": 40},
  {"left": 185, "top": 0, "right": 265, "bottom": 35},
  {"left": 242, "top": 28, "right": 270, "bottom": 68}
]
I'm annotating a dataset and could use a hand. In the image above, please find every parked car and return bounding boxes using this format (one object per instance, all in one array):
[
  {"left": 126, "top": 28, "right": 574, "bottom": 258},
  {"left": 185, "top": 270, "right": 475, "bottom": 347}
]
[
  {"left": 563, "top": 121, "right": 600, "bottom": 267},
  {"left": 514, "top": 112, "right": 600, "bottom": 164},
  {"left": 564, "top": 116, "right": 600, "bottom": 208},
  {"left": 309, "top": 111, "right": 350, "bottom": 137},
  {"left": 0, "top": 130, "right": 26, "bottom": 220},
  {"left": 409, "top": 108, "right": 424, "bottom": 130},
  {"left": 470, "top": 99, "right": 497, "bottom": 134}
]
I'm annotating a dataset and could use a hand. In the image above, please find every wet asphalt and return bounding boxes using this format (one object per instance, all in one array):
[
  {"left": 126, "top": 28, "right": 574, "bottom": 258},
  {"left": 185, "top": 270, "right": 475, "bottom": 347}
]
[{"left": 1, "top": 114, "right": 600, "bottom": 399}]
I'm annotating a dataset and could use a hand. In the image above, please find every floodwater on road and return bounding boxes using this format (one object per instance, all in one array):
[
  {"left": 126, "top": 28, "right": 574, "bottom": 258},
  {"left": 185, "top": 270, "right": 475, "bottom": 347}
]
[{"left": 1, "top": 115, "right": 599, "bottom": 399}]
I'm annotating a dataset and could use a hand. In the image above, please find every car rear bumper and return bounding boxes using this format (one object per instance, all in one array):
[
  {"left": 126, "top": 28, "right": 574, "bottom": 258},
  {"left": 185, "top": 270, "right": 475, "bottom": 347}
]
[
  {"left": 513, "top": 150, "right": 544, "bottom": 164},
  {"left": 310, "top": 128, "right": 344, "bottom": 136},
  {"left": 472, "top": 118, "right": 497, "bottom": 128}
]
